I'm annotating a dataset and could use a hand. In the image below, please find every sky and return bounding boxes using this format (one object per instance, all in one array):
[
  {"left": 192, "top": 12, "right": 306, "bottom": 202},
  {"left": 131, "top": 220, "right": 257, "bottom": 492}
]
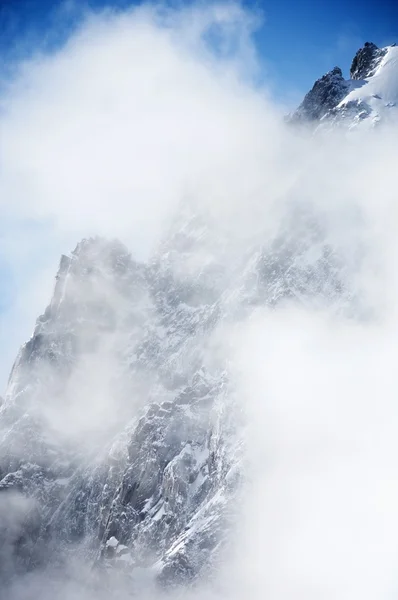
[{"left": 1, "top": 0, "right": 398, "bottom": 105}]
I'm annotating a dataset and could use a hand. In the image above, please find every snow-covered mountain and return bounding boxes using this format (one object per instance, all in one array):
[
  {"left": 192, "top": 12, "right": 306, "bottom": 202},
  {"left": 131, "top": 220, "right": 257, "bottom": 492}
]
[
  {"left": 1, "top": 39, "right": 397, "bottom": 598},
  {"left": 290, "top": 42, "right": 398, "bottom": 129},
  {"left": 0, "top": 192, "right": 357, "bottom": 595},
  {"left": 0, "top": 232, "right": 238, "bottom": 590}
]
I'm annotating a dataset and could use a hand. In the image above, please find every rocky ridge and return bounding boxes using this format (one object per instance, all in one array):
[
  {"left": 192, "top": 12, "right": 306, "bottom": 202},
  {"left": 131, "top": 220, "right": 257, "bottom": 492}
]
[
  {"left": 0, "top": 195, "right": 356, "bottom": 593},
  {"left": 289, "top": 41, "right": 398, "bottom": 129}
]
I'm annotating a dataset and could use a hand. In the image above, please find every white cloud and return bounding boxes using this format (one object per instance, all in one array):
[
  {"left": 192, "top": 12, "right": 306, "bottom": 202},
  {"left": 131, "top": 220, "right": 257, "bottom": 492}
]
[
  {"left": 0, "top": 1, "right": 270, "bottom": 388},
  {"left": 225, "top": 304, "right": 398, "bottom": 600}
]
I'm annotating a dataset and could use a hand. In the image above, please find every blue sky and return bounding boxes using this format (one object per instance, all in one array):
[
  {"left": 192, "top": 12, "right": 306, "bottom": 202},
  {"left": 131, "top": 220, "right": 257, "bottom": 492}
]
[{"left": 1, "top": 0, "right": 398, "bottom": 105}]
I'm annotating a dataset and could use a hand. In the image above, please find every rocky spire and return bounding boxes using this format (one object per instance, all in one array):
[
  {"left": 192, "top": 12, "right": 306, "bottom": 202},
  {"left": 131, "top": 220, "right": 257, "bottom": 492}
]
[
  {"left": 289, "top": 66, "right": 349, "bottom": 123},
  {"left": 350, "top": 42, "right": 387, "bottom": 80}
]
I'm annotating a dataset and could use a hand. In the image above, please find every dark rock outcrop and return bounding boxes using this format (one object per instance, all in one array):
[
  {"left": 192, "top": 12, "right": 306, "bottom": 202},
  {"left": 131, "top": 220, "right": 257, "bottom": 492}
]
[
  {"left": 288, "top": 41, "right": 395, "bottom": 128},
  {"left": 350, "top": 42, "right": 387, "bottom": 80},
  {"left": 289, "top": 66, "right": 349, "bottom": 123}
]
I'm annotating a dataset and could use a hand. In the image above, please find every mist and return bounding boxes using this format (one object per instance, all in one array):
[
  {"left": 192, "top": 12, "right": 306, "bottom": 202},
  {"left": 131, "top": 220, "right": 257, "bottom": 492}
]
[{"left": 1, "top": 1, "right": 398, "bottom": 599}]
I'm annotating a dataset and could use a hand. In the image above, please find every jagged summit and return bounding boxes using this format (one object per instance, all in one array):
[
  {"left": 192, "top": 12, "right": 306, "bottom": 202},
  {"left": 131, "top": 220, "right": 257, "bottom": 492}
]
[
  {"left": 289, "top": 65, "right": 348, "bottom": 123},
  {"left": 71, "top": 235, "right": 130, "bottom": 261},
  {"left": 350, "top": 42, "right": 387, "bottom": 80},
  {"left": 0, "top": 230, "right": 237, "bottom": 589},
  {"left": 0, "top": 210, "right": 357, "bottom": 591},
  {"left": 289, "top": 41, "right": 398, "bottom": 129}
]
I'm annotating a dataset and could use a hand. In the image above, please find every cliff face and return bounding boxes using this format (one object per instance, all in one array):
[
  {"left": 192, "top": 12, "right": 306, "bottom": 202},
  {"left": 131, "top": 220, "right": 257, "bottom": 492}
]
[
  {"left": 289, "top": 66, "right": 349, "bottom": 123},
  {"left": 0, "top": 193, "right": 355, "bottom": 593},
  {"left": 349, "top": 42, "right": 388, "bottom": 80},
  {"left": 0, "top": 233, "right": 237, "bottom": 587}
]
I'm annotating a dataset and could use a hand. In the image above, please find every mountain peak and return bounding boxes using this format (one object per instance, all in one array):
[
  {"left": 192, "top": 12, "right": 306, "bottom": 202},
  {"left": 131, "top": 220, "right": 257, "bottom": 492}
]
[
  {"left": 289, "top": 41, "right": 398, "bottom": 129},
  {"left": 330, "top": 66, "right": 343, "bottom": 77},
  {"left": 350, "top": 42, "right": 388, "bottom": 80},
  {"left": 288, "top": 64, "right": 348, "bottom": 123},
  {"left": 71, "top": 236, "right": 130, "bottom": 263}
]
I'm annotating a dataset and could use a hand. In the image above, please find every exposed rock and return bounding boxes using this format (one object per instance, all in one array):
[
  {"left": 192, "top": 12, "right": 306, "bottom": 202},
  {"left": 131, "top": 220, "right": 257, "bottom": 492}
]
[
  {"left": 288, "top": 66, "right": 349, "bottom": 123},
  {"left": 0, "top": 234, "right": 239, "bottom": 589},
  {"left": 288, "top": 41, "right": 397, "bottom": 129},
  {"left": 0, "top": 202, "right": 362, "bottom": 591},
  {"left": 350, "top": 42, "right": 387, "bottom": 80}
]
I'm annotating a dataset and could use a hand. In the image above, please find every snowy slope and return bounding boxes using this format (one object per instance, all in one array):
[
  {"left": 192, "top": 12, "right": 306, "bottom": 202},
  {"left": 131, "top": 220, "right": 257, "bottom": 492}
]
[
  {"left": 334, "top": 45, "right": 398, "bottom": 127},
  {"left": 290, "top": 43, "right": 398, "bottom": 130}
]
